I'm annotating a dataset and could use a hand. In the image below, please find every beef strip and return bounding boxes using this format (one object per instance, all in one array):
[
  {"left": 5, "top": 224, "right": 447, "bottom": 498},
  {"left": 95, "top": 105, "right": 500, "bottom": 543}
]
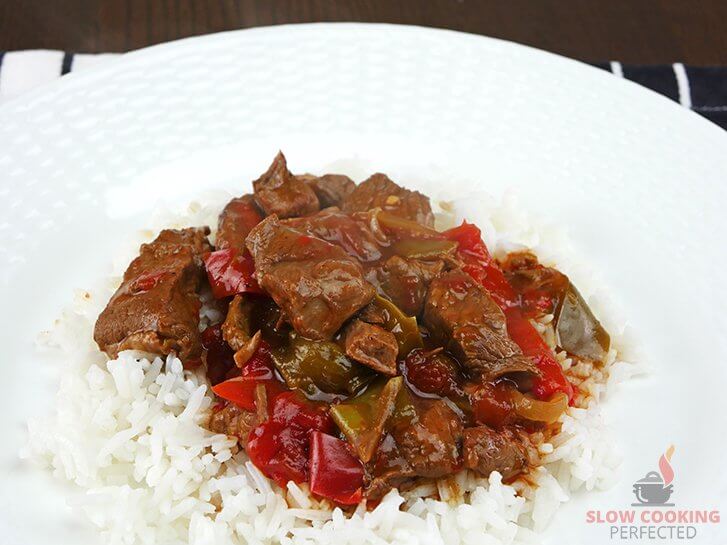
[
  {"left": 208, "top": 402, "right": 258, "bottom": 441},
  {"left": 298, "top": 173, "right": 356, "bottom": 208},
  {"left": 252, "top": 152, "right": 320, "bottom": 218},
  {"left": 462, "top": 426, "right": 531, "bottom": 480},
  {"left": 283, "top": 208, "right": 382, "bottom": 262},
  {"left": 390, "top": 397, "right": 463, "bottom": 479},
  {"left": 368, "top": 256, "right": 445, "bottom": 317},
  {"left": 245, "top": 215, "right": 375, "bottom": 340},
  {"left": 343, "top": 319, "right": 399, "bottom": 376},
  {"left": 341, "top": 173, "right": 435, "bottom": 227},
  {"left": 94, "top": 227, "right": 211, "bottom": 361},
  {"left": 216, "top": 194, "right": 264, "bottom": 252},
  {"left": 423, "top": 269, "right": 538, "bottom": 381}
]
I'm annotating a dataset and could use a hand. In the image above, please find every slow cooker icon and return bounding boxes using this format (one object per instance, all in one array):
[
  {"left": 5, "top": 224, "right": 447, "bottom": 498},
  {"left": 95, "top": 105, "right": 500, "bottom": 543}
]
[{"left": 632, "top": 471, "right": 674, "bottom": 506}]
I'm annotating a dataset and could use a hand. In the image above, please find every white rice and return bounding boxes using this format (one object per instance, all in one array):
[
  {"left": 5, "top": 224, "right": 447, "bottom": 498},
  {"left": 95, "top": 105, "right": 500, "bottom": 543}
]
[{"left": 22, "top": 190, "right": 644, "bottom": 545}]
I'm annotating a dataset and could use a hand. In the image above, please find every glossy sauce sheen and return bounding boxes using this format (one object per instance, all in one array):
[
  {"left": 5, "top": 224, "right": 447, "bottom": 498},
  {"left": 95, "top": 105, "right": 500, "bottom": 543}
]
[{"left": 95, "top": 153, "right": 608, "bottom": 506}]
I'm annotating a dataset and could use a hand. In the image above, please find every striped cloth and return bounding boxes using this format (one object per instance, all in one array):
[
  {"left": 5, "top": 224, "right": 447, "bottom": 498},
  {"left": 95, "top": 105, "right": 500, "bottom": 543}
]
[
  {"left": 0, "top": 50, "right": 726, "bottom": 130},
  {"left": 0, "top": 50, "right": 118, "bottom": 100},
  {"left": 592, "top": 61, "right": 727, "bottom": 130}
]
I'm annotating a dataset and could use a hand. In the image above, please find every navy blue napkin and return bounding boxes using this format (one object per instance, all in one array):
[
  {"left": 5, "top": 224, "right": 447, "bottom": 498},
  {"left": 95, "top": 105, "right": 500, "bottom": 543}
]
[{"left": 591, "top": 62, "right": 727, "bottom": 130}]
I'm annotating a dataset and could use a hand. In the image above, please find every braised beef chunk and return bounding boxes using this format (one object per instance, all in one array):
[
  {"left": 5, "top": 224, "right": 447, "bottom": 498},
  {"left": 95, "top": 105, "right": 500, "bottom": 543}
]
[
  {"left": 245, "top": 215, "right": 375, "bottom": 340},
  {"left": 365, "top": 434, "right": 417, "bottom": 500},
  {"left": 390, "top": 398, "right": 463, "bottom": 479},
  {"left": 502, "top": 251, "right": 611, "bottom": 363},
  {"left": 344, "top": 319, "right": 399, "bottom": 376},
  {"left": 501, "top": 251, "right": 569, "bottom": 316},
  {"left": 368, "top": 256, "right": 445, "bottom": 317},
  {"left": 216, "top": 194, "right": 264, "bottom": 252},
  {"left": 209, "top": 403, "right": 259, "bottom": 440},
  {"left": 149, "top": 228, "right": 211, "bottom": 254},
  {"left": 222, "top": 294, "right": 254, "bottom": 351},
  {"left": 299, "top": 173, "right": 356, "bottom": 208},
  {"left": 252, "top": 152, "right": 320, "bottom": 218},
  {"left": 357, "top": 302, "right": 388, "bottom": 326},
  {"left": 462, "top": 426, "right": 530, "bottom": 480},
  {"left": 94, "top": 227, "right": 211, "bottom": 361},
  {"left": 423, "top": 269, "right": 538, "bottom": 380},
  {"left": 283, "top": 208, "right": 382, "bottom": 262},
  {"left": 342, "top": 173, "right": 435, "bottom": 227}
]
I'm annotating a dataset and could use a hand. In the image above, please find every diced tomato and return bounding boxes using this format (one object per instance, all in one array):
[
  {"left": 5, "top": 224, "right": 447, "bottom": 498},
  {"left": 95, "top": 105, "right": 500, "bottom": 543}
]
[
  {"left": 204, "top": 248, "right": 263, "bottom": 299},
  {"left": 443, "top": 222, "right": 574, "bottom": 402},
  {"left": 200, "top": 325, "right": 236, "bottom": 385},
  {"left": 309, "top": 431, "right": 364, "bottom": 505},
  {"left": 469, "top": 382, "right": 515, "bottom": 429},
  {"left": 402, "top": 348, "right": 463, "bottom": 398},
  {"left": 211, "top": 340, "right": 278, "bottom": 410}
]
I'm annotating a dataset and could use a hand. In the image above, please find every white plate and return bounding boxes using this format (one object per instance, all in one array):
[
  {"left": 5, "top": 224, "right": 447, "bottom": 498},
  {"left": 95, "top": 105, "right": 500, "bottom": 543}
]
[{"left": 1, "top": 23, "right": 726, "bottom": 545}]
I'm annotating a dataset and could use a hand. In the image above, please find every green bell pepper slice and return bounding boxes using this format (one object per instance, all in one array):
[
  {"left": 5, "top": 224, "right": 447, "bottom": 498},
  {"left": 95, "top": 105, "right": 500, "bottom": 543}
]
[{"left": 330, "top": 376, "right": 403, "bottom": 463}]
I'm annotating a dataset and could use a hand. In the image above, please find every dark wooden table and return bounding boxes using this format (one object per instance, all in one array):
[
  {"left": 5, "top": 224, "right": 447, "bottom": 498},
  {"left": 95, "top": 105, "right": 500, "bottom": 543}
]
[{"left": 1, "top": 0, "right": 726, "bottom": 64}]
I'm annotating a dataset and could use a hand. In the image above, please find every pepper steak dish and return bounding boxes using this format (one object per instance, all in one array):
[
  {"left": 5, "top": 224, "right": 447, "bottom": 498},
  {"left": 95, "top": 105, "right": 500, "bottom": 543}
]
[{"left": 93, "top": 152, "right": 611, "bottom": 507}]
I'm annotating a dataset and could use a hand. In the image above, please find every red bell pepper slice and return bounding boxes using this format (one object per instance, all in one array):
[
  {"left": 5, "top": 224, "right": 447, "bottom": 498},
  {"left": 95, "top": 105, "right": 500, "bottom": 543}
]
[
  {"left": 443, "top": 222, "right": 573, "bottom": 401},
  {"left": 204, "top": 248, "right": 263, "bottom": 299},
  {"left": 309, "top": 431, "right": 364, "bottom": 505},
  {"left": 503, "top": 308, "right": 574, "bottom": 400},
  {"left": 211, "top": 376, "right": 257, "bottom": 411},
  {"left": 248, "top": 421, "right": 310, "bottom": 486},
  {"left": 211, "top": 340, "right": 278, "bottom": 410},
  {"left": 443, "top": 222, "right": 517, "bottom": 308},
  {"left": 271, "top": 391, "right": 335, "bottom": 435},
  {"left": 246, "top": 390, "right": 335, "bottom": 487}
]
